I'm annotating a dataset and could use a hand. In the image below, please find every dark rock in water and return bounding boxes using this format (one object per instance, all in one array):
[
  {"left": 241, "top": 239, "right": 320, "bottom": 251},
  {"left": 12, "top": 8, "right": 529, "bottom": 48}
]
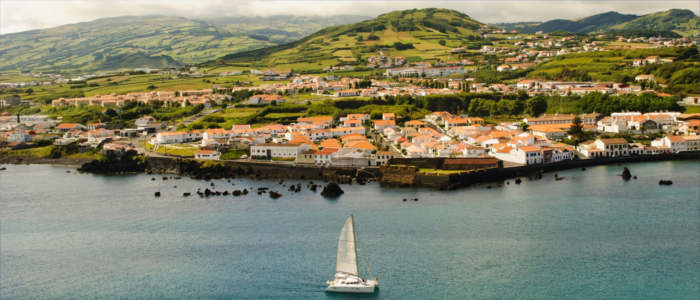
[
  {"left": 413, "top": 198, "right": 418, "bottom": 201},
  {"left": 658, "top": 180, "right": 673, "bottom": 185},
  {"left": 162, "top": 177, "right": 168, "bottom": 180},
  {"left": 66, "top": 170, "right": 70, "bottom": 173},
  {"left": 210, "top": 182, "right": 215, "bottom": 187},
  {"left": 581, "top": 167, "right": 586, "bottom": 171},
  {"left": 233, "top": 190, "right": 242, "bottom": 196},
  {"left": 321, "top": 182, "right": 344, "bottom": 198},
  {"left": 633, "top": 176, "right": 638, "bottom": 180},
  {"left": 555, "top": 177, "right": 565, "bottom": 181},
  {"left": 269, "top": 191, "right": 282, "bottom": 199},
  {"left": 151, "top": 178, "right": 156, "bottom": 181},
  {"left": 506, "top": 181, "right": 510, "bottom": 185},
  {"left": 402, "top": 198, "right": 407, "bottom": 202},
  {"left": 223, "top": 191, "right": 229, "bottom": 196},
  {"left": 154, "top": 191, "right": 161, "bottom": 197},
  {"left": 0, "top": 167, "right": 5, "bottom": 171},
  {"left": 215, "top": 191, "right": 221, "bottom": 196},
  {"left": 174, "top": 177, "right": 181, "bottom": 179},
  {"left": 242, "top": 189, "right": 248, "bottom": 195},
  {"left": 183, "top": 192, "right": 191, "bottom": 197},
  {"left": 310, "top": 184, "right": 317, "bottom": 192},
  {"left": 621, "top": 167, "right": 632, "bottom": 180},
  {"left": 515, "top": 178, "right": 522, "bottom": 184}
]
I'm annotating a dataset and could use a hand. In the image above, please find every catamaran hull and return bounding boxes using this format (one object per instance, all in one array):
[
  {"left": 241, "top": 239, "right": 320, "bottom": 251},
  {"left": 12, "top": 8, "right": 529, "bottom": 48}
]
[
  {"left": 325, "top": 285, "right": 377, "bottom": 293},
  {"left": 325, "top": 279, "right": 378, "bottom": 294}
]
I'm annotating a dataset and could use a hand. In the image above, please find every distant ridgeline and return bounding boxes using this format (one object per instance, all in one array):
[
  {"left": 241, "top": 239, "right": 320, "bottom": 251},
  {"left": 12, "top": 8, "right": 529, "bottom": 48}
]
[
  {"left": 0, "top": 15, "right": 369, "bottom": 73},
  {"left": 0, "top": 8, "right": 697, "bottom": 73},
  {"left": 497, "top": 9, "right": 699, "bottom": 37}
]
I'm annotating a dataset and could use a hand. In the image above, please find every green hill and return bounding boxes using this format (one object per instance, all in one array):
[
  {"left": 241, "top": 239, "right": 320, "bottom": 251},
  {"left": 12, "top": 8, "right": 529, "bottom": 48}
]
[
  {"left": 0, "top": 15, "right": 368, "bottom": 74},
  {"left": 520, "top": 12, "right": 638, "bottom": 34},
  {"left": 207, "top": 8, "right": 485, "bottom": 71},
  {"left": 609, "top": 9, "right": 699, "bottom": 36},
  {"left": 507, "top": 9, "right": 699, "bottom": 36}
]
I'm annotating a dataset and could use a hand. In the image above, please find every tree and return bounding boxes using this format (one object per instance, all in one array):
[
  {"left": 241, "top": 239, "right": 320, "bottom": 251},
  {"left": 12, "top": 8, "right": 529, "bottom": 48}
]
[
  {"left": 26, "top": 88, "right": 34, "bottom": 95},
  {"left": 525, "top": 96, "right": 547, "bottom": 117},
  {"left": 438, "top": 40, "right": 446, "bottom": 46},
  {"left": 567, "top": 116, "right": 585, "bottom": 146},
  {"left": 519, "top": 122, "right": 529, "bottom": 132}
]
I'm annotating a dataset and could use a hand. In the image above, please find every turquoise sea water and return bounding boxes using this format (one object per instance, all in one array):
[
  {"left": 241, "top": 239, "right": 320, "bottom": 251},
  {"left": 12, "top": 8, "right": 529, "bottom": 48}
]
[{"left": 1, "top": 160, "right": 699, "bottom": 300}]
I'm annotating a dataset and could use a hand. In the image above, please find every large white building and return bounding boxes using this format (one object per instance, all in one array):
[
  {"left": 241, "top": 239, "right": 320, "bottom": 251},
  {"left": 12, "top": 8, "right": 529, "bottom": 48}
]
[
  {"left": 490, "top": 145, "right": 544, "bottom": 165},
  {"left": 153, "top": 131, "right": 203, "bottom": 144},
  {"left": 250, "top": 143, "right": 311, "bottom": 159},
  {"left": 651, "top": 135, "right": 687, "bottom": 153}
]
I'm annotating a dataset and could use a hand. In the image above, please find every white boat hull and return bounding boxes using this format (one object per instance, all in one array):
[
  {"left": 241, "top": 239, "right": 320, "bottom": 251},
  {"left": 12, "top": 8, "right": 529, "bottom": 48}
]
[
  {"left": 325, "top": 284, "right": 376, "bottom": 293},
  {"left": 325, "top": 279, "right": 378, "bottom": 294}
]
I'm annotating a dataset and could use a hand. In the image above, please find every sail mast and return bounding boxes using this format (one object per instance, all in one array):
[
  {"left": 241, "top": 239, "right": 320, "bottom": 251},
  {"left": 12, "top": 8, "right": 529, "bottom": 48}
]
[{"left": 351, "top": 214, "right": 358, "bottom": 272}]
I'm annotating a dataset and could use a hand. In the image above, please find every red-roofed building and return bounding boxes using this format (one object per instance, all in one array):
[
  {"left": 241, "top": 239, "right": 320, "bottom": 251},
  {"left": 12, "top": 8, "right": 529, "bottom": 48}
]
[
  {"left": 55, "top": 123, "right": 86, "bottom": 132},
  {"left": 373, "top": 119, "right": 396, "bottom": 130},
  {"left": 195, "top": 149, "right": 220, "bottom": 160}
]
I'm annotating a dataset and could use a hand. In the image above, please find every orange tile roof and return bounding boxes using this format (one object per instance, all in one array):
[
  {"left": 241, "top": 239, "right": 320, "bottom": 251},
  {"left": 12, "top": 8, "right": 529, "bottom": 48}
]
[
  {"left": 374, "top": 120, "right": 395, "bottom": 126},
  {"left": 519, "top": 145, "right": 540, "bottom": 152},
  {"left": 56, "top": 123, "right": 81, "bottom": 129},
  {"left": 344, "top": 141, "right": 376, "bottom": 151},
  {"left": 315, "top": 148, "right": 339, "bottom": 155}
]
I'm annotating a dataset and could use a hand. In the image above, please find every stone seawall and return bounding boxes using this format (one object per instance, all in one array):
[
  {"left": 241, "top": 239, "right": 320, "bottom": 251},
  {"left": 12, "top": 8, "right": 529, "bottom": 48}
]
[
  {"left": 382, "top": 152, "right": 700, "bottom": 189},
  {"left": 145, "top": 156, "right": 380, "bottom": 183}
]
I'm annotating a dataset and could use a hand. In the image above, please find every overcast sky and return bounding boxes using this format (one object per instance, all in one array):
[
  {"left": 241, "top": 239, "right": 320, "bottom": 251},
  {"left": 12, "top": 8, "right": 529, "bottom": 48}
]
[{"left": 1, "top": 0, "right": 698, "bottom": 34}]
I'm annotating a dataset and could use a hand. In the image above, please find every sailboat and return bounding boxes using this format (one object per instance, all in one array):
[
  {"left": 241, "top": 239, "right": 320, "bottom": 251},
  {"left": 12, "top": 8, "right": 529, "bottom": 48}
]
[{"left": 326, "top": 215, "right": 378, "bottom": 293}]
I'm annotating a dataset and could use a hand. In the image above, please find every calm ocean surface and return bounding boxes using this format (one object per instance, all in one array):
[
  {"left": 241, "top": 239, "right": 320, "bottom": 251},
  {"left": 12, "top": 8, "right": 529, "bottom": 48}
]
[{"left": 1, "top": 160, "right": 699, "bottom": 300}]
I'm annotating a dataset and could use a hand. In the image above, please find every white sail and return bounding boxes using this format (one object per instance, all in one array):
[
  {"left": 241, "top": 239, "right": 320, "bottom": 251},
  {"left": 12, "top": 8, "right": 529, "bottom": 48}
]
[{"left": 336, "top": 215, "right": 359, "bottom": 276}]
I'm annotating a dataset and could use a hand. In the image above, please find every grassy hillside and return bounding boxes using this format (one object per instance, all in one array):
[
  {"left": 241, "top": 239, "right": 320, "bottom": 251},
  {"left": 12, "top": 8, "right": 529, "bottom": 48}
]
[
  {"left": 609, "top": 9, "right": 700, "bottom": 37},
  {"left": 0, "top": 15, "right": 368, "bottom": 74},
  {"left": 207, "top": 8, "right": 485, "bottom": 71},
  {"left": 521, "top": 12, "right": 637, "bottom": 34},
  {"left": 505, "top": 9, "right": 699, "bottom": 36}
]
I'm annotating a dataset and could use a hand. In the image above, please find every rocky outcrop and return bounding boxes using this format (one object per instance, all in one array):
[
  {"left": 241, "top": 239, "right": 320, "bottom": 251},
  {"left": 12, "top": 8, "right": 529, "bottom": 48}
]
[
  {"left": 321, "top": 182, "right": 344, "bottom": 198},
  {"left": 621, "top": 167, "right": 632, "bottom": 180},
  {"left": 78, "top": 150, "right": 146, "bottom": 174}
]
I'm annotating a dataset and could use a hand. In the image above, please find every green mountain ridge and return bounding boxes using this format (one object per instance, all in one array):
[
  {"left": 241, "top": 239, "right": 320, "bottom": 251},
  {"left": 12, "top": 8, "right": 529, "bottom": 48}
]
[
  {"left": 208, "top": 8, "right": 484, "bottom": 70},
  {"left": 501, "top": 9, "right": 699, "bottom": 36},
  {"left": 0, "top": 14, "right": 369, "bottom": 74}
]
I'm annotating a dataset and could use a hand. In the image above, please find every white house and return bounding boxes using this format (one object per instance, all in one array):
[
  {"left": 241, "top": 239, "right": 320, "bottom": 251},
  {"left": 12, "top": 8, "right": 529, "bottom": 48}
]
[
  {"left": 651, "top": 135, "right": 687, "bottom": 153},
  {"left": 490, "top": 145, "right": 543, "bottom": 165},
  {"left": 195, "top": 150, "right": 220, "bottom": 160}
]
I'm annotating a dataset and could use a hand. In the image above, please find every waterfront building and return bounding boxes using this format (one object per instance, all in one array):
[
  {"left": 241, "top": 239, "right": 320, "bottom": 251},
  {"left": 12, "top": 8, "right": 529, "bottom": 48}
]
[
  {"left": 296, "top": 150, "right": 316, "bottom": 165},
  {"left": 250, "top": 143, "right": 310, "bottom": 159},
  {"left": 195, "top": 150, "right": 220, "bottom": 160},
  {"left": 651, "top": 135, "right": 688, "bottom": 153}
]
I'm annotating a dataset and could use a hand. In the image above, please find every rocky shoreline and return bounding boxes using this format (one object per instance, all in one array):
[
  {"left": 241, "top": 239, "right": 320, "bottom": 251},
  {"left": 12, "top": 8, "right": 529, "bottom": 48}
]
[
  {"left": 0, "top": 155, "right": 95, "bottom": 166},
  {"left": 2, "top": 151, "right": 698, "bottom": 190}
]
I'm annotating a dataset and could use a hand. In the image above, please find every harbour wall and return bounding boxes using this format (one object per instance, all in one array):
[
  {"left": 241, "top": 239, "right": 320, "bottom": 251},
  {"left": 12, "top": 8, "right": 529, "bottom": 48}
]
[{"left": 380, "top": 152, "right": 700, "bottom": 189}]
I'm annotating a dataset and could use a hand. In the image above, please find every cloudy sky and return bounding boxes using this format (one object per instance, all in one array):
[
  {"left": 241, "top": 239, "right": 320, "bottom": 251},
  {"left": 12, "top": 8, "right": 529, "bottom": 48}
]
[{"left": 1, "top": 0, "right": 697, "bottom": 34}]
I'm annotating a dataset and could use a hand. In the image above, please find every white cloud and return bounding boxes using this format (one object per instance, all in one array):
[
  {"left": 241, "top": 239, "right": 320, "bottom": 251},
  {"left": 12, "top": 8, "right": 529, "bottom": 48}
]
[{"left": 1, "top": 0, "right": 697, "bottom": 34}]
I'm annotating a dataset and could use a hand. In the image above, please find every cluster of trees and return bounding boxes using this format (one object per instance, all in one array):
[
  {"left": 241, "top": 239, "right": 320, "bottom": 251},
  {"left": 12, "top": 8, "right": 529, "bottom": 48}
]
[
  {"left": 47, "top": 101, "right": 204, "bottom": 128},
  {"left": 374, "top": 91, "right": 683, "bottom": 117},
  {"left": 576, "top": 92, "right": 683, "bottom": 114}
]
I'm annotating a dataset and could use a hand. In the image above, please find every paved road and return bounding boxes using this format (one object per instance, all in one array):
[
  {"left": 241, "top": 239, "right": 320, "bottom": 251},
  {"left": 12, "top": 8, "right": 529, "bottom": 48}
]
[{"left": 182, "top": 108, "right": 220, "bottom": 126}]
